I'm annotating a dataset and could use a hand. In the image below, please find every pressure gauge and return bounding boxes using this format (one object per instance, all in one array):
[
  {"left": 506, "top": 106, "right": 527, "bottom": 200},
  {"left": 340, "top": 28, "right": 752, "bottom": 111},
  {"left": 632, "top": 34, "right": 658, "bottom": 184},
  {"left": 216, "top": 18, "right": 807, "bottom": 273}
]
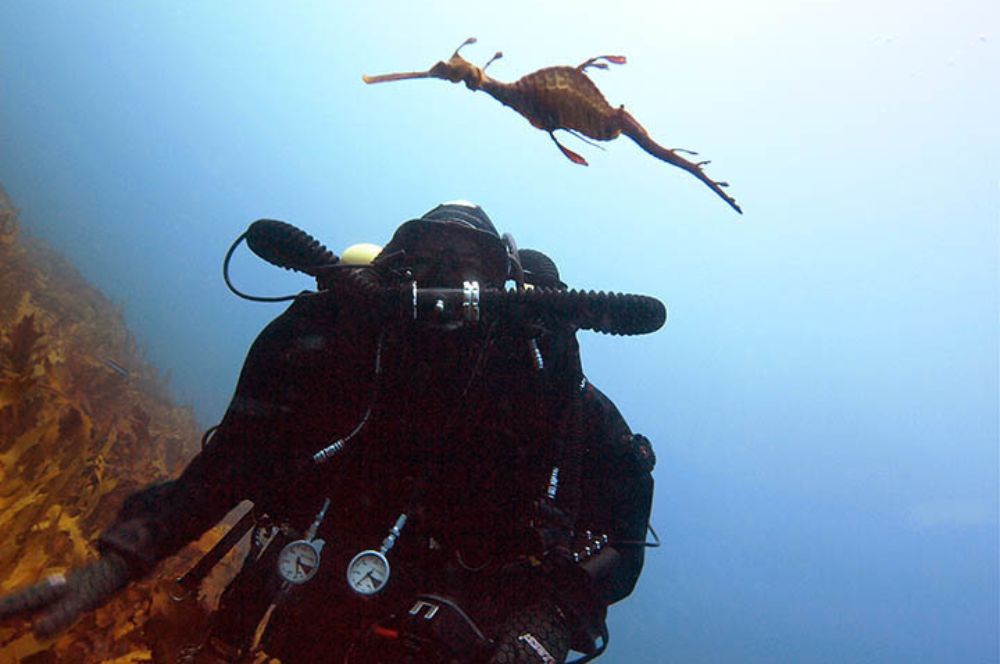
[
  {"left": 346, "top": 549, "right": 391, "bottom": 595},
  {"left": 277, "top": 539, "right": 324, "bottom": 585}
]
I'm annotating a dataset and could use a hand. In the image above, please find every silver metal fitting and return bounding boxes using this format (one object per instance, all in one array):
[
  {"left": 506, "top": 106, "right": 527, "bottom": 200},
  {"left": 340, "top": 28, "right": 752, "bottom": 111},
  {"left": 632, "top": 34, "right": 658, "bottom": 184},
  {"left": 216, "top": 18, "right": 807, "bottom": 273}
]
[
  {"left": 529, "top": 339, "right": 544, "bottom": 371},
  {"left": 547, "top": 466, "right": 560, "bottom": 500},
  {"left": 462, "top": 281, "right": 481, "bottom": 323},
  {"left": 312, "top": 439, "right": 345, "bottom": 465},
  {"left": 380, "top": 513, "right": 408, "bottom": 554},
  {"left": 411, "top": 281, "right": 418, "bottom": 320}
]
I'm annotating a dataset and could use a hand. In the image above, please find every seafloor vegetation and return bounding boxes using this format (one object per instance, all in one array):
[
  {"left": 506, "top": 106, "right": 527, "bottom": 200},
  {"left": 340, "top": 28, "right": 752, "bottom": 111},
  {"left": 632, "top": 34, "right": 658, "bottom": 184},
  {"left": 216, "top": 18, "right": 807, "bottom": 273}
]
[{"left": 0, "top": 185, "right": 249, "bottom": 663}]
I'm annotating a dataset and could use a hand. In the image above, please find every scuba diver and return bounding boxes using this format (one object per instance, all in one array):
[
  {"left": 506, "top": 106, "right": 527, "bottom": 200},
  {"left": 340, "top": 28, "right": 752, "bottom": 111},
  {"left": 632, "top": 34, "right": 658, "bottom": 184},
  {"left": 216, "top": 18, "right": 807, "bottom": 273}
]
[{"left": 0, "top": 202, "right": 660, "bottom": 663}]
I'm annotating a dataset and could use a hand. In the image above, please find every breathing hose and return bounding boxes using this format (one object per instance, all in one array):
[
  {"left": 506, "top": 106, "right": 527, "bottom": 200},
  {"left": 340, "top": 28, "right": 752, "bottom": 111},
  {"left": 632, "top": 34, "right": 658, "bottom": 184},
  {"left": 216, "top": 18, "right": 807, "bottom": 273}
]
[
  {"left": 228, "top": 219, "right": 667, "bottom": 336},
  {"left": 244, "top": 218, "right": 338, "bottom": 276}
]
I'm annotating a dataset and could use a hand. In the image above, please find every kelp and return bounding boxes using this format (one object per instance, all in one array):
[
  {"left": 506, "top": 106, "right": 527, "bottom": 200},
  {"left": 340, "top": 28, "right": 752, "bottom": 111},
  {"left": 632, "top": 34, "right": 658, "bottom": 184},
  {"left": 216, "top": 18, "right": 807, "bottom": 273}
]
[{"left": 0, "top": 185, "right": 246, "bottom": 663}]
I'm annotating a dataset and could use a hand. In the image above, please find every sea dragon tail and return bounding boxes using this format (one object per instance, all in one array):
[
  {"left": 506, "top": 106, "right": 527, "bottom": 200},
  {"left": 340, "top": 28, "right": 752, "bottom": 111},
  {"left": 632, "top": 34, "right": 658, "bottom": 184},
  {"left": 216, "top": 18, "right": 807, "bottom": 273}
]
[{"left": 618, "top": 109, "right": 742, "bottom": 214}]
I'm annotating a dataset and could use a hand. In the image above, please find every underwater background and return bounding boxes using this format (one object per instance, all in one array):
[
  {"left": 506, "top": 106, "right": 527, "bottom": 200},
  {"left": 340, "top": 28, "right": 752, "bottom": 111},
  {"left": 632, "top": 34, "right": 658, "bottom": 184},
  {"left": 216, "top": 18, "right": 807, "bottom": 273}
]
[{"left": 0, "top": 1, "right": 996, "bottom": 662}]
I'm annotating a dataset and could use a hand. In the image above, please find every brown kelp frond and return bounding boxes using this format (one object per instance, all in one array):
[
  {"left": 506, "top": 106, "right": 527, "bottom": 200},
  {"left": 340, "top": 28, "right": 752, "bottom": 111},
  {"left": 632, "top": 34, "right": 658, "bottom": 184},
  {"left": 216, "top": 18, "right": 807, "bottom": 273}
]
[{"left": 1, "top": 314, "right": 47, "bottom": 376}]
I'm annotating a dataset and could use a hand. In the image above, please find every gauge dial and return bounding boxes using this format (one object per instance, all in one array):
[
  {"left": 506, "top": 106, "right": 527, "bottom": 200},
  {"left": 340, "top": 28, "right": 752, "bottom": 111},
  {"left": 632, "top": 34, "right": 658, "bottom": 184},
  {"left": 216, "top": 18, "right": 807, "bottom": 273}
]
[
  {"left": 346, "top": 550, "right": 390, "bottom": 595},
  {"left": 277, "top": 540, "right": 322, "bottom": 584}
]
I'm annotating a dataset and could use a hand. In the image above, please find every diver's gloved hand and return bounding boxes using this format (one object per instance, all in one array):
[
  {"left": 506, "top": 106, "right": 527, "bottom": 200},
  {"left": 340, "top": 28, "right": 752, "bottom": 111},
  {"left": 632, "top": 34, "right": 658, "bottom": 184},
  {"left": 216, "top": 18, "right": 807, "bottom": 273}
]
[
  {"left": 542, "top": 552, "right": 608, "bottom": 653},
  {"left": 525, "top": 500, "right": 575, "bottom": 555},
  {"left": 0, "top": 552, "right": 130, "bottom": 638}
]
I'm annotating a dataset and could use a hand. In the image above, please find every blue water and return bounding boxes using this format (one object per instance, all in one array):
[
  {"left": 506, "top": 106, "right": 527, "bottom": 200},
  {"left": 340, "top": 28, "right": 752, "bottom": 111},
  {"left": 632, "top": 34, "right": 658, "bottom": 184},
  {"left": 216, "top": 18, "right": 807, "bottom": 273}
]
[{"left": 1, "top": 3, "right": 996, "bottom": 662}]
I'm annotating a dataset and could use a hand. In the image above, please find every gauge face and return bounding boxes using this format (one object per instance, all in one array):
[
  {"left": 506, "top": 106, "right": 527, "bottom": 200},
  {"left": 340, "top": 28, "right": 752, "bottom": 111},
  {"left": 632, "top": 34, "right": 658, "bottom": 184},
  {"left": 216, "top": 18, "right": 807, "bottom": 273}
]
[
  {"left": 346, "top": 550, "right": 390, "bottom": 596},
  {"left": 277, "top": 540, "right": 322, "bottom": 584}
]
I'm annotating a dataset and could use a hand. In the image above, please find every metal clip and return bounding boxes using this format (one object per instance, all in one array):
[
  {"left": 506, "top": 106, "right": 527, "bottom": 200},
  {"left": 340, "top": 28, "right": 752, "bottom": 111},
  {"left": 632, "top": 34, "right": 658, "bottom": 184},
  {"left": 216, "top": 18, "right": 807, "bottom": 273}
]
[{"left": 409, "top": 599, "right": 440, "bottom": 620}]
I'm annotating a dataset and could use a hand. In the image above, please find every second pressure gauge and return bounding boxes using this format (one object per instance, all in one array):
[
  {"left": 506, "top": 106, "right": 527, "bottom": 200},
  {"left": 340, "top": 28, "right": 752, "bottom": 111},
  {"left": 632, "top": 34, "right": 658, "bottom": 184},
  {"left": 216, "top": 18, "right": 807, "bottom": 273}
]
[{"left": 346, "top": 549, "right": 390, "bottom": 595}]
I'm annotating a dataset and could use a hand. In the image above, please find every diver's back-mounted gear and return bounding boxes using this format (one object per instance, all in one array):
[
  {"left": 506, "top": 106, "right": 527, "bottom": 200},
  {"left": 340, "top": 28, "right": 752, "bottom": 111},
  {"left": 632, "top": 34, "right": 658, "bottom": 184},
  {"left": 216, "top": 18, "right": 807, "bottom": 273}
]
[{"left": 226, "top": 218, "right": 667, "bottom": 336}]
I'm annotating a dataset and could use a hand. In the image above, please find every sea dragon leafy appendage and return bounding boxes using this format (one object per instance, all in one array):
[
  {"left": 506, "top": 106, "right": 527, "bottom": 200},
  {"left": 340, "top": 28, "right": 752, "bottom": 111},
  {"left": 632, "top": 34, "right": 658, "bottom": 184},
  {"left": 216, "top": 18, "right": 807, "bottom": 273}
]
[{"left": 363, "top": 37, "right": 742, "bottom": 214}]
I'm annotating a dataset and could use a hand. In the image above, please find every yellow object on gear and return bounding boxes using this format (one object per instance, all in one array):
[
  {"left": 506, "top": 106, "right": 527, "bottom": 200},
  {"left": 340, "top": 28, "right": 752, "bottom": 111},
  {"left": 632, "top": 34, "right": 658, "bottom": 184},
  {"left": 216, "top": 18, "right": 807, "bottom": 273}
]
[{"left": 340, "top": 243, "right": 382, "bottom": 266}]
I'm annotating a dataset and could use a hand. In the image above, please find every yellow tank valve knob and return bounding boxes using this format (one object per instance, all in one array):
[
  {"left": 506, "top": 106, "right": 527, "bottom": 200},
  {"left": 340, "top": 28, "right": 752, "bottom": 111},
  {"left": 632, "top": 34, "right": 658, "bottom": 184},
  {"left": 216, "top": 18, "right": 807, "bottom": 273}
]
[{"left": 340, "top": 243, "right": 383, "bottom": 266}]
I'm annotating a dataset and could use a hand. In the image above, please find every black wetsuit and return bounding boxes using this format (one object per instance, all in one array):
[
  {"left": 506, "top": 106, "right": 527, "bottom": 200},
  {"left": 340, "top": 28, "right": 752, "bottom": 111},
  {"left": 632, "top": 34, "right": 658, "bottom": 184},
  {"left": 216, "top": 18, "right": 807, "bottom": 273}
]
[{"left": 98, "top": 287, "right": 655, "bottom": 662}]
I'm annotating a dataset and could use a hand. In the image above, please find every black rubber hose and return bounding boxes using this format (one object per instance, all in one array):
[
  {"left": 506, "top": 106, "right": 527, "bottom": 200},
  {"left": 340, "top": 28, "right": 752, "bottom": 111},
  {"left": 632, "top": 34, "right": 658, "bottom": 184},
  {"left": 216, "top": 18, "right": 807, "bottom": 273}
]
[
  {"left": 234, "top": 218, "right": 665, "bottom": 335},
  {"left": 483, "top": 287, "right": 666, "bottom": 336},
  {"left": 244, "top": 219, "right": 338, "bottom": 276},
  {"left": 557, "top": 379, "right": 585, "bottom": 524},
  {"left": 319, "top": 276, "right": 665, "bottom": 336}
]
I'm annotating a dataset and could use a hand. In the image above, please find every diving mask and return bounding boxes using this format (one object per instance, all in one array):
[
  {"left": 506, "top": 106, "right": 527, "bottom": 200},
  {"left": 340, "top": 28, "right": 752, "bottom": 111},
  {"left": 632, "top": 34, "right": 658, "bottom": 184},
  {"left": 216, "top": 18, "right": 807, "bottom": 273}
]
[{"left": 378, "top": 215, "right": 510, "bottom": 289}]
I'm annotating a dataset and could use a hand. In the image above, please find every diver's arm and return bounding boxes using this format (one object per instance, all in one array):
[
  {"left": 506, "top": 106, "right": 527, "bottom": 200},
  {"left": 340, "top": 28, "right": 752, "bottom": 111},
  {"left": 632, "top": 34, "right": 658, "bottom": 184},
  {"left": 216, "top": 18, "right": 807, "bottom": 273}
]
[
  {"left": 532, "top": 329, "right": 654, "bottom": 603},
  {"left": 1, "top": 440, "right": 256, "bottom": 637},
  {"left": 96, "top": 427, "right": 258, "bottom": 575},
  {"left": 0, "top": 372, "right": 262, "bottom": 636},
  {"left": 578, "top": 383, "right": 656, "bottom": 605},
  {"left": 0, "top": 291, "right": 357, "bottom": 636},
  {"left": 98, "top": 290, "right": 354, "bottom": 571}
]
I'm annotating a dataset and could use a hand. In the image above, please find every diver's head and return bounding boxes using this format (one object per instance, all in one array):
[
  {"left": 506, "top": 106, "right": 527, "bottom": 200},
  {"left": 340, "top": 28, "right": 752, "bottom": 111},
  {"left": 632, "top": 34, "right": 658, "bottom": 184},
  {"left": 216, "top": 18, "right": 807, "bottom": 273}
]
[{"left": 380, "top": 201, "right": 509, "bottom": 288}]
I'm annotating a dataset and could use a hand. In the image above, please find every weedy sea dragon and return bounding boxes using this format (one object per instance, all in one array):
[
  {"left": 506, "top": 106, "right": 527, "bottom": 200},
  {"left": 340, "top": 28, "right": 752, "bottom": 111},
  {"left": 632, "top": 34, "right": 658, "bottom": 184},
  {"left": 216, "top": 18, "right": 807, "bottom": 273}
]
[{"left": 363, "top": 37, "right": 742, "bottom": 214}]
